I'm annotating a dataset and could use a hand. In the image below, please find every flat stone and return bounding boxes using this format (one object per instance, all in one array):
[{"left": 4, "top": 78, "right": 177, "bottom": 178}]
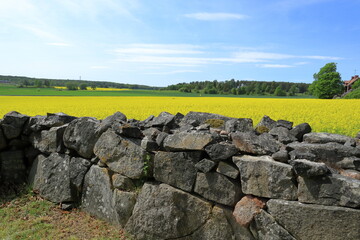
[
  {"left": 163, "top": 132, "right": 213, "bottom": 151},
  {"left": 195, "top": 158, "right": 217, "bottom": 173},
  {"left": 94, "top": 129, "right": 151, "bottom": 179},
  {"left": 63, "top": 117, "right": 101, "bottom": 159},
  {"left": 250, "top": 210, "right": 295, "bottom": 240},
  {"left": 216, "top": 161, "right": 239, "bottom": 179},
  {"left": 267, "top": 199, "right": 360, "bottom": 240},
  {"left": 233, "top": 155, "right": 297, "bottom": 200},
  {"left": 272, "top": 150, "right": 289, "bottom": 163},
  {"left": 154, "top": 151, "right": 201, "bottom": 192},
  {"left": 225, "top": 118, "right": 253, "bottom": 133},
  {"left": 303, "top": 132, "right": 354, "bottom": 144},
  {"left": 39, "top": 153, "right": 73, "bottom": 203},
  {"left": 233, "top": 195, "right": 267, "bottom": 227},
  {"left": 231, "top": 132, "right": 282, "bottom": 155},
  {"left": 290, "top": 159, "right": 330, "bottom": 177},
  {"left": 125, "top": 183, "right": 212, "bottom": 240},
  {"left": 298, "top": 174, "right": 360, "bottom": 208},
  {"left": 180, "top": 111, "right": 233, "bottom": 127},
  {"left": 194, "top": 172, "right": 243, "bottom": 206},
  {"left": 336, "top": 157, "right": 360, "bottom": 170},
  {"left": 276, "top": 119, "right": 293, "bottom": 129},
  {"left": 205, "top": 142, "right": 239, "bottom": 161}
]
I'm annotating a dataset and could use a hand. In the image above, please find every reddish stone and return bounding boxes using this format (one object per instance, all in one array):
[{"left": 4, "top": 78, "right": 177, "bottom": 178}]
[{"left": 232, "top": 195, "right": 267, "bottom": 227}]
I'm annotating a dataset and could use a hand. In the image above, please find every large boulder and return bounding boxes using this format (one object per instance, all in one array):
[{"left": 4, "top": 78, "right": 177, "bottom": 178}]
[
  {"left": 125, "top": 183, "right": 212, "bottom": 240},
  {"left": 231, "top": 132, "right": 282, "bottom": 155},
  {"left": 145, "top": 111, "right": 176, "bottom": 128},
  {"left": 233, "top": 155, "right": 297, "bottom": 200},
  {"left": 0, "top": 150, "right": 26, "bottom": 183},
  {"left": 289, "top": 123, "right": 311, "bottom": 141},
  {"left": 290, "top": 159, "right": 330, "bottom": 177},
  {"left": 287, "top": 142, "right": 360, "bottom": 163},
  {"left": 303, "top": 132, "right": 354, "bottom": 144},
  {"left": 194, "top": 172, "right": 243, "bottom": 206},
  {"left": 112, "top": 189, "right": 137, "bottom": 227},
  {"left": 255, "top": 115, "right": 276, "bottom": 131},
  {"left": 63, "top": 117, "right": 101, "bottom": 158},
  {"left": 81, "top": 165, "right": 119, "bottom": 225},
  {"left": 94, "top": 129, "right": 151, "bottom": 179},
  {"left": 39, "top": 153, "right": 73, "bottom": 203},
  {"left": 1, "top": 111, "right": 29, "bottom": 139},
  {"left": 97, "top": 111, "right": 127, "bottom": 134},
  {"left": 163, "top": 132, "right": 213, "bottom": 151},
  {"left": 205, "top": 142, "right": 239, "bottom": 161},
  {"left": 154, "top": 151, "right": 201, "bottom": 192},
  {"left": 297, "top": 174, "right": 360, "bottom": 208},
  {"left": 31, "top": 125, "right": 67, "bottom": 154},
  {"left": 267, "top": 199, "right": 360, "bottom": 240},
  {"left": 250, "top": 210, "right": 295, "bottom": 240}
]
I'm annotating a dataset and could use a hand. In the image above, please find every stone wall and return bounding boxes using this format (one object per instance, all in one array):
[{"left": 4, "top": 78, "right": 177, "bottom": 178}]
[{"left": 1, "top": 110, "right": 360, "bottom": 240}]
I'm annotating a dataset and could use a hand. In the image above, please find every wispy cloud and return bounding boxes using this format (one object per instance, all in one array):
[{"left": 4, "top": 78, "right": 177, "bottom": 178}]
[
  {"left": 184, "top": 12, "right": 248, "bottom": 21},
  {"left": 235, "top": 51, "right": 343, "bottom": 62},
  {"left": 115, "top": 44, "right": 204, "bottom": 55},
  {"left": 146, "top": 70, "right": 202, "bottom": 75},
  {"left": 258, "top": 64, "right": 294, "bottom": 68},
  {"left": 47, "top": 42, "right": 72, "bottom": 47},
  {"left": 91, "top": 66, "right": 110, "bottom": 69}
]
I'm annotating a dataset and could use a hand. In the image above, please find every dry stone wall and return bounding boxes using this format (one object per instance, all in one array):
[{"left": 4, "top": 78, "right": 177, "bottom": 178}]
[{"left": 1, "top": 110, "right": 360, "bottom": 240}]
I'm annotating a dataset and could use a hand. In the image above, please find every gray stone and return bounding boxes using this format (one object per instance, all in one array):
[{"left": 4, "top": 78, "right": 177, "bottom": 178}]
[
  {"left": 141, "top": 137, "right": 159, "bottom": 151},
  {"left": 155, "top": 132, "right": 168, "bottom": 148},
  {"left": 125, "top": 183, "right": 212, "bottom": 240},
  {"left": 63, "top": 117, "right": 101, "bottom": 158},
  {"left": 267, "top": 199, "right": 360, "bottom": 240},
  {"left": 113, "top": 123, "right": 143, "bottom": 139},
  {"left": 112, "top": 174, "right": 135, "bottom": 191},
  {"left": 97, "top": 112, "right": 127, "bottom": 134},
  {"left": 179, "top": 206, "right": 235, "bottom": 240},
  {"left": 112, "top": 189, "right": 137, "bottom": 227},
  {"left": 142, "top": 127, "right": 161, "bottom": 140},
  {"left": 337, "top": 157, "right": 360, "bottom": 170},
  {"left": 255, "top": 115, "right": 276, "bottom": 131},
  {"left": 289, "top": 123, "right": 311, "bottom": 141},
  {"left": 195, "top": 158, "right": 217, "bottom": 173},
  {"left": 345, "top": 138, "right": 357, "bottom": 147},
  {"left": 180, "top": 111, "right": 234, "bottom": 127},
  {"left": 81, "top": 165, "right": 119, "bottom": 225},
  {"left": 146, "top": 111, "right": 175, "bottom": 128},
  {"left": 154, "top": 151, "right": 201, "bottom": 192},
  {"left": 1, "top": 111, "right": 29, "bottom": 139},
  {"left": 303, "top": 132, "right": 354, "bottom": 144},
  {"left": 69, "top": 157, "right": 92, "bottom": 197},
  {"left": 233, "top": 195, "right": 267, "bottom": 228},
  {"left": 41, "top": 112, "right": 76, "bottom": 128},
  {"left": 269, "top": 127, "right": 297, "bottom": 144},
  {"left": 231, "top": 132, "right": 282, "bottom": 155},
  {"left": 287, "top": 142, "right": 360, "bottom": 163},
  {"left": 0, "top": 128, "right": 7, "bottom": 151},
  {"left": 94, "top": 129, "right": 151, "bottom": 179},
  {"left": 250, "top": 210, "right": 295, "bottom": 240},
  {"left": 8, "top": 138, "right": 30, "bottom": 150},
  {"left": 39, "top": 153, "right": 73, "bottom": 203},
  {"left": 288, "top": 149, "right": 317, "bottom": 161},
  {"left": 163, "top": 132, "right": 213, "bottom": 151},
  {"left": 223, "top": 207, "right": 255, "bottom": 240},
  {"left": 233, "top": 155, "right": 297, "bottom": 200},
  {"left": 272, "top": 150, "right": 289, "bottom": 163},
  {"left": 32, "top": 125, "right": 67, "bottom": 154},
  {"left": 225, "top": 118, "right": 253, "bottom": 133},
  {"left": 216, "top": 161, "right": 239, "bottom": 179},
  {"left": 205, "top": 142, "right": 239, "bottom": 161},
  {"left": 290, "top": 159, "right": 330, "bottom": 177},
  {"left": 340, "top": 169, "right": 360, "bottom": 180},
  {"left": 298, "top": 174, "right": 360, "bottom": 208},
  {"left": 23, "top": 115, "right": 46, "bottom": 134},
  {"left": 28, "top": 154, "right": 47, "bottom": 191},
  {"left": 276, "top": 119, "right": 293, "bottom": 129},
  {"left": 194, "top": 172, "right": 242, "bottom": 206},
  {"left": 0, "top": 150, "right": 26, "bottom": 183}
]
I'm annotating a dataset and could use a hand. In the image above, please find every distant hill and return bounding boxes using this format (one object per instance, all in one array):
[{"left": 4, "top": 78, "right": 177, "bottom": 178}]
[
  {"left": 164, "top": 79, "right": 310, "bottom": 96},
  {"left": 0, "top": 75, "right": 159, "bottom": 90}
]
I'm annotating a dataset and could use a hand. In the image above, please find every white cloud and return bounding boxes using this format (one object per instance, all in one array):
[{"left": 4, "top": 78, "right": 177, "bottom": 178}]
[
  {"left": 303, "top": 55, "right": 343, "bottom": 60},
  {"left": 146, "top": 70, "right": 202, "bottom": 75},
  {"left": 184, "top": 12, "right": 248, "bottom": 21},
  {"left": 235, "top": 51, "right": 294, "bottom": 61},
  {"left": 115, "top": 44, "right": 204, "bottom": 55},
  {"left": 258, "top": 64, "right": 294, "bottom": 68}
]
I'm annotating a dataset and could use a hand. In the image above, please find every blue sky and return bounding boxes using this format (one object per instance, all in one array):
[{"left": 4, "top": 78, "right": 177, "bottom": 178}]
[{"left": 1, "top": 0, "right": 359, "bottom": 87}]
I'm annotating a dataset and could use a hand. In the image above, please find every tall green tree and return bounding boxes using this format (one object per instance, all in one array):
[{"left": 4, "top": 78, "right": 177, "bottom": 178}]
[{"left": 310, "top": 63, "right": 343, "bottom": 99}]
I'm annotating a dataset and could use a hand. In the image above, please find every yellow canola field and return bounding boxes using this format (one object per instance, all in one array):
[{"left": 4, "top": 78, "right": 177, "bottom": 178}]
[{"left": 0, "top": 96, "right": 359, "bottom": 136}]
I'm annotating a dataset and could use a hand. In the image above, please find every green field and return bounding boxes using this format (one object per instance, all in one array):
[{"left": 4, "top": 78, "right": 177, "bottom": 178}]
[{"left": 0, "top": 84, "right": 313, "bottom": 98}]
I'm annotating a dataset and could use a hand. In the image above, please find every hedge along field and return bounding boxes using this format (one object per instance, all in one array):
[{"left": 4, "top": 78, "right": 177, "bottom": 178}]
[{"left": 0, "top": 96, "right": 359, "bottom": 136}]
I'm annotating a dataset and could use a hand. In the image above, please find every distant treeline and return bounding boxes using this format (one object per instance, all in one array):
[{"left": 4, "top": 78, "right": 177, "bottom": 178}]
[
  {"left": 0, "top": 75, "right": 158, "bottom": 90},
  {"left": 164, "top": 79, "right": 310, "bottom": 96}
]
